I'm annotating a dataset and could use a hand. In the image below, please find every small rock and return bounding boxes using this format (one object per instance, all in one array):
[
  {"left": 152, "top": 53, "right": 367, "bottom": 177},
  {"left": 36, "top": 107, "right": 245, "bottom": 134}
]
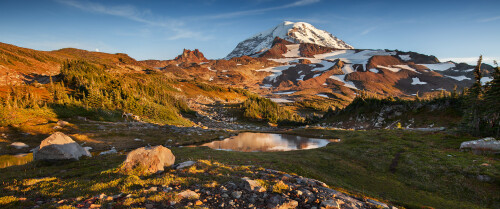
[
  {"left": 177, "top": 190, "right": 199, "bottom": 199},
  {"left": 145, "top": 187, "right": 157, "bottom": 192},
  {"left": 89, "top": 204, "right": 101, "bottom": 209},
  {"left": 321, "top": 200, "right": 339, "bottom": 208},
  {"left": 99, "top": 147, "right": 117, "bottom": 155},
  {"left": 97, "top": 193, "right": 106, "bottom": 199},
  {"left": 367, "top": 199, "right": 389, "bottom": 208},
  {"left": 145, "top": 203, "right": 154, "bottom": 209},
  {"left": 195, "top": 200, "right": 203, "bottom": 206},
  {"left": 221, "top": 193, "right": 229, "bottom": 198},
  {"left": 477, "top": 175, "right": 492, "bottom": 182},
  {"left": 57, "top": 120, "right": 69, "bottom": 127},
  {"left": 175, "top": 161, "right": 196, "bottom": 170},
  {"left": 10, "top": 142, "right": 29, "bottom": 149},
  {"left": 231, "top": 191, "right": 242, "bottom": 199},
  {"left": 241, "top": 177, "right": 266, "bottom": 192}
]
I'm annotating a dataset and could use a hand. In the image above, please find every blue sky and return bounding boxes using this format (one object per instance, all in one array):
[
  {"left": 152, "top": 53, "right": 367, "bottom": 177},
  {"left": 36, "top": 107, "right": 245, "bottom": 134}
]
[{"left": 1, "top": 0, "right": 499, "bottom": 64}]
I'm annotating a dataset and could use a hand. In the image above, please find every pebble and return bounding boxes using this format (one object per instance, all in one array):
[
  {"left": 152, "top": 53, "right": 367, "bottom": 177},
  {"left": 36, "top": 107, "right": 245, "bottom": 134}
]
[{"left": 231, "top": 191, "right": 242, "bottom": 199}]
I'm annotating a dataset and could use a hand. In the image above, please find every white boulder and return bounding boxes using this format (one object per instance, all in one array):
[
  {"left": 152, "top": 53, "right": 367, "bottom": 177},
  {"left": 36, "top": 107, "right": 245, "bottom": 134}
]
[
  {"left": 33, "top": 132, "right": 91, "bottom": 161},
  {"left": 460, "top": 137, "right": 500, "bottom": 154}
]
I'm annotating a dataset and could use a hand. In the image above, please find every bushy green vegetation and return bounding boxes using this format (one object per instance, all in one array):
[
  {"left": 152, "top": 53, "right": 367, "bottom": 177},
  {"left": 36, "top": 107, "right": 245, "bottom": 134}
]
[
  {"left": 60, "top": 60, "right": 192, "bottom": 125},
  {"left": 0, "top": 60, "right": 195, "bottom": 126},
  {"left": 241, "top": 94, "right": 304, "bottom": 125}
]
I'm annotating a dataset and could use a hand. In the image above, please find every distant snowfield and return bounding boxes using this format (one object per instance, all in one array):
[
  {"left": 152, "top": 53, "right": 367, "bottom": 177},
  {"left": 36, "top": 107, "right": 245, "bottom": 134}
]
[
  {"left": 329, "top": 75, "right": 358, "bottom": 89},
  {"left": 445, "top": 75, "right": 471, "bottom": 81},
  {"left": 270, "top": 98, "right": 294, "bottom": 103},
  {"left": 411, "top": 77, "right": 427, "bottom": 85},
  {"left": 257, "top": 65, "right": 294, "bottom": 82},
  {"left": 273, "top": 91, "right": 296, "bottom": 95},
  {"left": 377, "top": 65, "right": 401, "bottom": 73},
  {"left": 393, "top": 65, "right": 419, "bottom": 73},
  {"left": 481, "top": 77, "right": 493, "bottom": 84},
  {"left": 317, "top": 94, "right": 329, "bottom": 98},
  {"left": 422, "top": 62, "right": 455, "bottom": 71},
  {"left": 312, "top": 60, "right": 336, "bottom": 72}
]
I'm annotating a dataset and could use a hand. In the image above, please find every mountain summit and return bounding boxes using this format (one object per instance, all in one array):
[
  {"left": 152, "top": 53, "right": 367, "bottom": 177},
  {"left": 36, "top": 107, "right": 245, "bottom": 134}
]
[{"left": 225, "top": 21, "right": 353, "bottom": 59}]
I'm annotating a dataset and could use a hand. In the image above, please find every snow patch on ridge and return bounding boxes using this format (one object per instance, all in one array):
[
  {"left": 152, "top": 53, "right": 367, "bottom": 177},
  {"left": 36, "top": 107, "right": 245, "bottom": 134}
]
[
  {"left": 422, "top": 62, "right": 455, "bottom": 71},
  {"left": 283, "top": 44, "right": 300, "bottom": 57},
  {"left": 411, "top": 77, "right": 427, "bottom": 85},
  {"left": 445, "top": 75, "right": 471, "bottom": 81}
]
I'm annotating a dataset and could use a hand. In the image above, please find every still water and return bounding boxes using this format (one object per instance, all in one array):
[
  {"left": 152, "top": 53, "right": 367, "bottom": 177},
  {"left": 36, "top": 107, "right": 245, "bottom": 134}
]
[{"left": 201, "top": 132, "right": 335, "bottom": 152}]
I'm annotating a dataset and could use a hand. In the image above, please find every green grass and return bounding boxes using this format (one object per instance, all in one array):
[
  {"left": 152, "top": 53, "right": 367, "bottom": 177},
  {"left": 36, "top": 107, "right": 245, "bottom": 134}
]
[
  {"left": 171, "top": 129, "right": 499, "bottom": 209},
  {"left": 0, "top": 129, "right": 498, "bottom": 209}
]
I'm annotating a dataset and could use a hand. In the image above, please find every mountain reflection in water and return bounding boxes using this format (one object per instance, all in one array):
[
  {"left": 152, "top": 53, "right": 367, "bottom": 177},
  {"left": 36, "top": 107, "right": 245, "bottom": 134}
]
[{"left": 200, "top": 132, "right": 331, "bottom": 152}]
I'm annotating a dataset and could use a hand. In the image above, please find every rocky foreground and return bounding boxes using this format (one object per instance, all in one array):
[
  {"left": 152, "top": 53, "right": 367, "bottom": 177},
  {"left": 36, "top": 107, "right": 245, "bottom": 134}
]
[{"left": 17, "top": 160, "right": 394, "bottom": 209}]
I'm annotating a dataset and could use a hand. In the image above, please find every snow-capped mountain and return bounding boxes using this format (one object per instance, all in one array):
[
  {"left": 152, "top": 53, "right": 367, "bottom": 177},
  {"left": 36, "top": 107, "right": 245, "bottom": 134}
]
[{"left": 226, "top": 21, "right": 353, "bottom": 59}]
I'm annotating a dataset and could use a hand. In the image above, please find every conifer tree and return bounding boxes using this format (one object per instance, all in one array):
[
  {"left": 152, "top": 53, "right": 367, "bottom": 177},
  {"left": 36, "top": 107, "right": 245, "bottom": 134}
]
[{"left": 482, "top": 61, "right": 500, "bottom": 136}]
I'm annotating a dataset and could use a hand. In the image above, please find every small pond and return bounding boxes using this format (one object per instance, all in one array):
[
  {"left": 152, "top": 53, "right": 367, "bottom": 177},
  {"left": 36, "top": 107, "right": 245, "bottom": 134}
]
[
  {"left": 0, "top": 153, "right": 33, "bottom": 168},
  {"left": 200, "top": 132, "right": 336, "bottom": 152}
]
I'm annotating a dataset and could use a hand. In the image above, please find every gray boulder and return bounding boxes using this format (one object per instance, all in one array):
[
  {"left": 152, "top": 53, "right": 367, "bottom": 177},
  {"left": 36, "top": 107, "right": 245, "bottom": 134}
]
[
  {"left": 121, "top": 145, "right": 175, "bottom": 174},
  {"left": 460, "top": 137, "right": 500, "bottom": 154},
  {"left": 33, "top": 132, "right": 91, "bottom": 161}
]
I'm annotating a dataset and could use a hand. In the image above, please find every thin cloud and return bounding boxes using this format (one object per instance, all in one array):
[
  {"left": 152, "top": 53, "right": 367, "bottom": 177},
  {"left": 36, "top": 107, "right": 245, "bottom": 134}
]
[
  {"left": 277, "top": 17, "right": 328, "bottom": 24},
  {"left": 360, "top": 27, "right": 377, "bottom": 36},
  {"left": 478, "top": 16, "right": 500, "bottom": 22},
  {"left": 202, "top": 0, "right": 321, "bottom": 19},
  {"left": 54, "top": 0, "right": 207, "bottom": 40}
]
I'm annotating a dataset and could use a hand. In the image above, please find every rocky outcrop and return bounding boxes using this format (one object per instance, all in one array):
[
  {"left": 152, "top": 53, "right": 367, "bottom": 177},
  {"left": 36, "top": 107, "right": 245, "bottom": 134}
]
[
  {"left": 174, "top": 49, "right": 208, "bottom": 64},
  {"left": 33, "top": 132, "right": 91, "bottom": 161},
  {"left": 120, "top": 145, "right": 175, "bottom": 174},
  {"left": 299, "top": 43, "right": 334, "bottom": 57},
  {"left": 366, "top": 55, "right": 404, "bottom": 70}
]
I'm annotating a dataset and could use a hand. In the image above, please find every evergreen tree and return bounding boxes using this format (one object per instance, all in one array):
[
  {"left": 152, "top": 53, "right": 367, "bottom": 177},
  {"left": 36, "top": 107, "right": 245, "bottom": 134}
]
[
  {"left": 462, "top": 56, "right": 483, "bottom": 135},
  {"left": 482, "top": 61, "right": 500, "bottom": 136}
]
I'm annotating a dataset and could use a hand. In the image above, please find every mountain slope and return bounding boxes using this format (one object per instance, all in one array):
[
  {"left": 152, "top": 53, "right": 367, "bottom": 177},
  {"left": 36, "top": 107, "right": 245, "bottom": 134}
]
[{"left": 226, "top": 21, "right": 353, "bottom": 59}]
